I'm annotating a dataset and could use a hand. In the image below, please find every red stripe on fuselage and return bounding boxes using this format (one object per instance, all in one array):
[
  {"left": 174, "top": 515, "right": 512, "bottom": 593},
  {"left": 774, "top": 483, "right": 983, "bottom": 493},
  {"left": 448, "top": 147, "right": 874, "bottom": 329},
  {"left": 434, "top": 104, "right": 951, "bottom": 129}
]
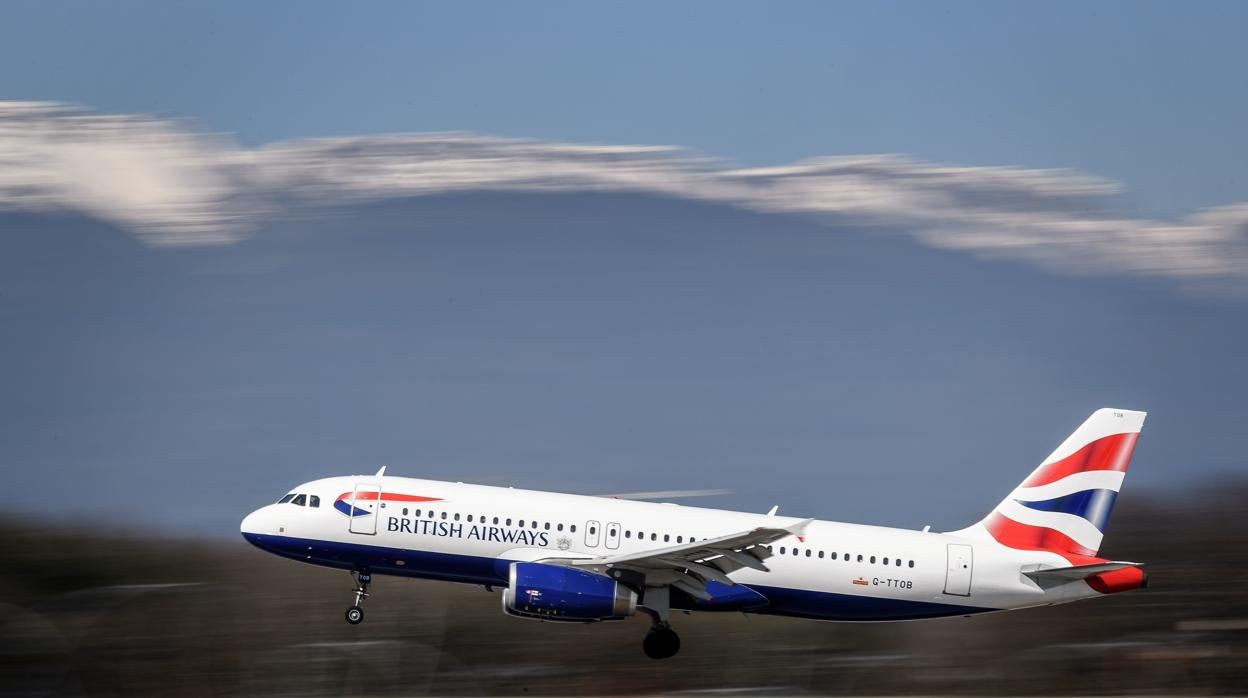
[
  {"left": 1022, "top": 432, "right": 1139, "bottom": 488},
  {"left": 335, "top": 492, "right": 443, "bottom": 503}
]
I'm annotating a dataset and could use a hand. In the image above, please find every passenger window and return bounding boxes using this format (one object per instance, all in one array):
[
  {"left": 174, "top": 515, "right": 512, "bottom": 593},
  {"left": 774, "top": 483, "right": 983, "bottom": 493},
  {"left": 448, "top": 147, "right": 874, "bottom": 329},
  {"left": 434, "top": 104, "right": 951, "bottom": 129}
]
[
  {"left": 830, "top": 552, "right": 837, "bottom": 560},
  {"left": 454, "top": 513, "right": 461, "bottom": 521},
  {"left": 544, "top": 522, "right": 551, "bottom": 530},
  {"left": 414, "top": 509, "right": 422, "bottom": 517},
  {"left": 625, "top": 530, "right": 632, "bottom": 538},
  {"left": 908, "top": 560, "right": 915, "bottom": 568},
  {"left": 570, "top": 524, "right": 576, "bottom": 533},
  {"left": 279, "top": 494, "right": 295, "bottom": 503},
  {"left": 780, "top": 546, "right": 786, "bottom": 554},
  {"left": 402, "top": 507, "right": 409, "bottom": 516},
  {"left": 650, "top": 533, "right": 656, "bottom": 541},
  {"left": 589, "top": 526, "right": 597, "bottom": 535},
  {"left": 676, "top": 536, "right": 682, "bottom": 543},
  {"left": 857, "top": 554, "right": 863, "bottom": 562},
  {"left": 292, "top": 494, "right": 307, "bottom": 506},
  {"left": 870, "top": 556, "right": 876, "bottom": 564},
  {"left": 467, "top": 515, "right": 473, "bottom": 522},
  {"left": 557, "top": 523, "right": 564, "bottom": 531},
  {"left": 883, "top": 557, "right": 889, "bottom": 565},
  {"left": 506, "top": 518, "right": 512, "bottom": 526},
  {"left": 532, "top": 521, "right": 538, "bottom": 529},
  {"left": 792, "top": 548, "right": 799, "bottom": 556},
  {"left": 609, "top": 528, "right": 617, "bottom": 537},
  {"left": 663, "top": 534, "right": 670, "bottom": 542},
  {"left": 519, "top": 520, "right": 525, "bottom": 527},
  {"left": 896, "top": 558, "right": 902, "bottom": 567},
  {"left": 493, "top": 517, "right": 499, "bottom": 525},
  {"left": 309, "top": 496, "right": 320, "bottom": 508}
]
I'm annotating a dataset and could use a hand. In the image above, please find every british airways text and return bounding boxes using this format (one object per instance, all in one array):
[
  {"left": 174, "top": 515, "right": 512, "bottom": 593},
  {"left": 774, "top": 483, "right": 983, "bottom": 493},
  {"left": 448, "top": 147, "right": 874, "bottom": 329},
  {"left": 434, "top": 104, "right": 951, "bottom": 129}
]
[{"left": 387, "top": 517, "right": 551, "bottom": 546}]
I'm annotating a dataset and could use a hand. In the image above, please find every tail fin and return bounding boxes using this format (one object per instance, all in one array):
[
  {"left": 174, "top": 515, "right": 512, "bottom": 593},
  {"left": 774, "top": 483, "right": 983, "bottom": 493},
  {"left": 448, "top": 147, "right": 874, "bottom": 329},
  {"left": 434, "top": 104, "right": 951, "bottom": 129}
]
[{"left": 953, "top": 408, "right": 1146, "bottom": 560}]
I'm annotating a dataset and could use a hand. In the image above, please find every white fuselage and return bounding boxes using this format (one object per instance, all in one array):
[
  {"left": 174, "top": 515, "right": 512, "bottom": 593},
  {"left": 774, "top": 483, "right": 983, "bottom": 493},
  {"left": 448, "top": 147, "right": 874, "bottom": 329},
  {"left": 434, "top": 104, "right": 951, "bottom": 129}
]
[{"left": 241, "top": 474, "right": 1105, "bottom": 621}]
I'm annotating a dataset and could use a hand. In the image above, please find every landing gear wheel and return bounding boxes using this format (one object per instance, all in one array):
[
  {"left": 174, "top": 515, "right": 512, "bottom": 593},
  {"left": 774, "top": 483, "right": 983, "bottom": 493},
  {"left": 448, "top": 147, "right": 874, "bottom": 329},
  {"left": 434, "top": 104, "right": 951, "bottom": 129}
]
[
  {"left": 344, "top": 569, "right": 371, "bottom": 624},
  {"left": 642, "top": 625, "right": 681, "bottom": 660}
]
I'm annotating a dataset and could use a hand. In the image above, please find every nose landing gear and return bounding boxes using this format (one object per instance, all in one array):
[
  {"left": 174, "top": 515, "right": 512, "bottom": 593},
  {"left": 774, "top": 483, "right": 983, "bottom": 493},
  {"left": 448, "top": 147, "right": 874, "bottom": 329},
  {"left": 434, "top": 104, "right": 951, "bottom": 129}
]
[{"left": 345, "top": 570, "right": 370, "bottom": 625}]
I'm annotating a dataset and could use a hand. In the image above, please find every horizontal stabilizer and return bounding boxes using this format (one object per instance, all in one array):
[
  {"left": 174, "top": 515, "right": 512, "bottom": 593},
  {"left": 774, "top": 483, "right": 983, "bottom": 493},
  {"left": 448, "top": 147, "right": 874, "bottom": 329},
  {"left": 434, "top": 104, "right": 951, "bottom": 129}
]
[{"left": 1024, "top": 561, "right": 1142, "bottom": 582}]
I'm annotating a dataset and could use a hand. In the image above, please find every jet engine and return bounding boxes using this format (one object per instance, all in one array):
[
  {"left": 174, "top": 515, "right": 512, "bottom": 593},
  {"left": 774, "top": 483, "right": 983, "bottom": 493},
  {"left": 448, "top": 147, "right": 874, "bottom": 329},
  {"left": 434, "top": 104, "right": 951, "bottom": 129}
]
[{"left": 502, "top": 562, "right": 637, "bottom": 622}]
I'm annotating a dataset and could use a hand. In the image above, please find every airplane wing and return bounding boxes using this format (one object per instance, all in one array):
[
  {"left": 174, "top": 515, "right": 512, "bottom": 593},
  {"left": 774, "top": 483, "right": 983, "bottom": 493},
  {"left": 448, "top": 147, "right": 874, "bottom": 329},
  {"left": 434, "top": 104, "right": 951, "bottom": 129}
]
[
  {"left": 1024, "top": 561, "right": 1143, "bottom": 583},
  {"left": 561, "top": 518, "right": 813, "bottom": 601}
]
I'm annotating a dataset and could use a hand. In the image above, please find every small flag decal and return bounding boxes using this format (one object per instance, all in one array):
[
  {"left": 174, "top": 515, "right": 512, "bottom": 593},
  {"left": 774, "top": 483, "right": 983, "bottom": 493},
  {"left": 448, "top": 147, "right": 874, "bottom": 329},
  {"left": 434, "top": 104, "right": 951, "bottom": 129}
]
[{"left": 852, "top": 578, "right": 869, "bottom": 586}]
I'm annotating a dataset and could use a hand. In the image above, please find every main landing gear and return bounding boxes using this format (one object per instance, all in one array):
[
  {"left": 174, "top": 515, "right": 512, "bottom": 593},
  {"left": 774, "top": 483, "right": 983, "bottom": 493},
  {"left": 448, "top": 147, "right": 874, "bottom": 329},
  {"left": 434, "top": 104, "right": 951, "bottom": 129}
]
[
  {"left": 345, "top": 570, "right": 371, "bottom": 625},
  {"left": 640, "top": 586, "right": 681, "bottom": 660},
  {"left": 642, "top": 622, "right": 681, "bottom": 660}
]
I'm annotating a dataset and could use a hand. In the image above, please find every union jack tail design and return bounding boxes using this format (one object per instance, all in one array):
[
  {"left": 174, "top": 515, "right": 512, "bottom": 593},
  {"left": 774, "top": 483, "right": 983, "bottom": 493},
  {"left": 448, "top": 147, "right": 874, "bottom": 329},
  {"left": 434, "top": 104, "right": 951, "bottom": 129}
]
[{"left": 954, "top": 408, "right": 1146, "bottom": 561}]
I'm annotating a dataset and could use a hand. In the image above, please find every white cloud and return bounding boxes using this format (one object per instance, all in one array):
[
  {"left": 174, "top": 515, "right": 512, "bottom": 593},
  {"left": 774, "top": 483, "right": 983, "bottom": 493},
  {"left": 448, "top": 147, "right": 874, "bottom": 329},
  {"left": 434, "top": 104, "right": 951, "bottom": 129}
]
[
  {"left": 0, "top": 102, "right": 248, "bottom": 244},
  {"left": 2, "top": 101, "right": 1246, "bottom": 289}
]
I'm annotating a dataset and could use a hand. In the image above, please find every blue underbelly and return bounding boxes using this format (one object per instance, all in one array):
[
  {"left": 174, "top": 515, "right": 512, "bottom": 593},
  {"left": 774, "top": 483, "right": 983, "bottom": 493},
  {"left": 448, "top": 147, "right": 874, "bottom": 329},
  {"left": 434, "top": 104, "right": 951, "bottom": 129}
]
[
  {"left": 243, "top": 532, "right": 508, "bottom": 585},
  {"left": 243, "top": 533, "right": 992, "bottom": 620}
]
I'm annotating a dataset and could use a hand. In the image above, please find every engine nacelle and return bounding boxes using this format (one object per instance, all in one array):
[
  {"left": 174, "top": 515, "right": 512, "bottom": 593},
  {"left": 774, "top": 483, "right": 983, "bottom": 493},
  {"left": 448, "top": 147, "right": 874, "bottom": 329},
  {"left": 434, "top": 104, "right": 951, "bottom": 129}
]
[{"left": 502, "top": 562, "right": 637, "bottom": 622}]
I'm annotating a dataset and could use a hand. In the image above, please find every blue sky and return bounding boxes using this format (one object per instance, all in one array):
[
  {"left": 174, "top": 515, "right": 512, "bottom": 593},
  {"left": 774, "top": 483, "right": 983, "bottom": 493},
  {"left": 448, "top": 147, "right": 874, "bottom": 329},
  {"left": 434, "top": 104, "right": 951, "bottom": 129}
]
[
  {"left": 1, "top": 2, "right": 1246, "bottom": 535},
  {"left": 2, "top": 1, "right": 1245, "bottom": 216},
  {"left": 6, "top": 192, "right": 1247, "bottom": 535}
]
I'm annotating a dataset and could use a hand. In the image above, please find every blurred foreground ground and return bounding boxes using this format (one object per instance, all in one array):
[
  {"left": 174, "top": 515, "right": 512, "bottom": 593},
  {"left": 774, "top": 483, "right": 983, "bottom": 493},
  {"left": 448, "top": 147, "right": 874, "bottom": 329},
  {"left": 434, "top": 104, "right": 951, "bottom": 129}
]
[{"left": 0, "top": 482, "right": 1245, "bottom": 697}]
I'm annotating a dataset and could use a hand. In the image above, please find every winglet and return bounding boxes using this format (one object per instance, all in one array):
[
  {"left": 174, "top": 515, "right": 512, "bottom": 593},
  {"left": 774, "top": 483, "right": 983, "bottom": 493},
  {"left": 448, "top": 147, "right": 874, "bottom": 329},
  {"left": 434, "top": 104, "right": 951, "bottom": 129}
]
[
  {"left": 766, "top": 505, "right": 779, "bottom": 517},
  {"left": 375, "top": 465, "right": 387, "bottom": 477}
]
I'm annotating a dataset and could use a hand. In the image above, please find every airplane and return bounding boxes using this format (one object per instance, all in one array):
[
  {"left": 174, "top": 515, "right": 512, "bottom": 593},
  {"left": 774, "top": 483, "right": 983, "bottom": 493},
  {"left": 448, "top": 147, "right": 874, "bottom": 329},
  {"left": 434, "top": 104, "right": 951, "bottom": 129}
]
[{"left": 240, "top": 407, "right": 1148, "bottom": 659}]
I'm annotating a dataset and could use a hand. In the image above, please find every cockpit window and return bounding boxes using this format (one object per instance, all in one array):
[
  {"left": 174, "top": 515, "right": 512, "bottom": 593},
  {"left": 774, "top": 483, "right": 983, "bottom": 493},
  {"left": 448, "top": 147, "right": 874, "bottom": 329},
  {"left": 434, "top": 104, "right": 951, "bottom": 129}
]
[
  {"left": 292, "top": 494, "right": 307, "bottom": 506},
  {"left": 309, "top": 495, "right": 320, "bottom": 508},
  {"left": 278, "top": 494, "right": 295, "bottom": 504}
]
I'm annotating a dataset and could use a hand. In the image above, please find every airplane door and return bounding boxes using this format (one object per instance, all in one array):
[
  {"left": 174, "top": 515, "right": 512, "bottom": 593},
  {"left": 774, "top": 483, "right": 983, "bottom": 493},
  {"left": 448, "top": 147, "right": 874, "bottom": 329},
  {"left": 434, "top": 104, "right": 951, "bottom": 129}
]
[
  {"left": 605, "top": 522, "right": 621, "bottom": 550},
  {"left": 585, "top": 520, "right": 601, "bottom": 547},
  {"left": 944, "top": 543, "right": 973, "bottom": 596},
  {"left": 348, "top": 484, "right": 381, "bottom": 535}
]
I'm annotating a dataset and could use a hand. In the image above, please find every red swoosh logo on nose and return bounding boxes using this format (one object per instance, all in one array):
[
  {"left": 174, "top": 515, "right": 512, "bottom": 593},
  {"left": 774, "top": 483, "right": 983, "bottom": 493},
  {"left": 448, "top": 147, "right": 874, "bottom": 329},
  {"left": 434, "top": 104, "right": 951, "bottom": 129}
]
[{"left": 335, "top": 492, "right": 444, "bottom": 503}]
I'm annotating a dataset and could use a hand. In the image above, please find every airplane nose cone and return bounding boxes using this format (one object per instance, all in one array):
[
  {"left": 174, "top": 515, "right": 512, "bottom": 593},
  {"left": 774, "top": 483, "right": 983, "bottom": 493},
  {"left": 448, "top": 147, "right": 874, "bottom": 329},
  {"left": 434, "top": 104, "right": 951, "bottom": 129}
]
[
  {"left": 240, "top": 509, "right": 258, "bottom": 534},
  {"left": 240, "top": 505, "right": 281, "bottom": 552},
  {"left": 240, "top": 506, "right": 270, "bottom": 537}
]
